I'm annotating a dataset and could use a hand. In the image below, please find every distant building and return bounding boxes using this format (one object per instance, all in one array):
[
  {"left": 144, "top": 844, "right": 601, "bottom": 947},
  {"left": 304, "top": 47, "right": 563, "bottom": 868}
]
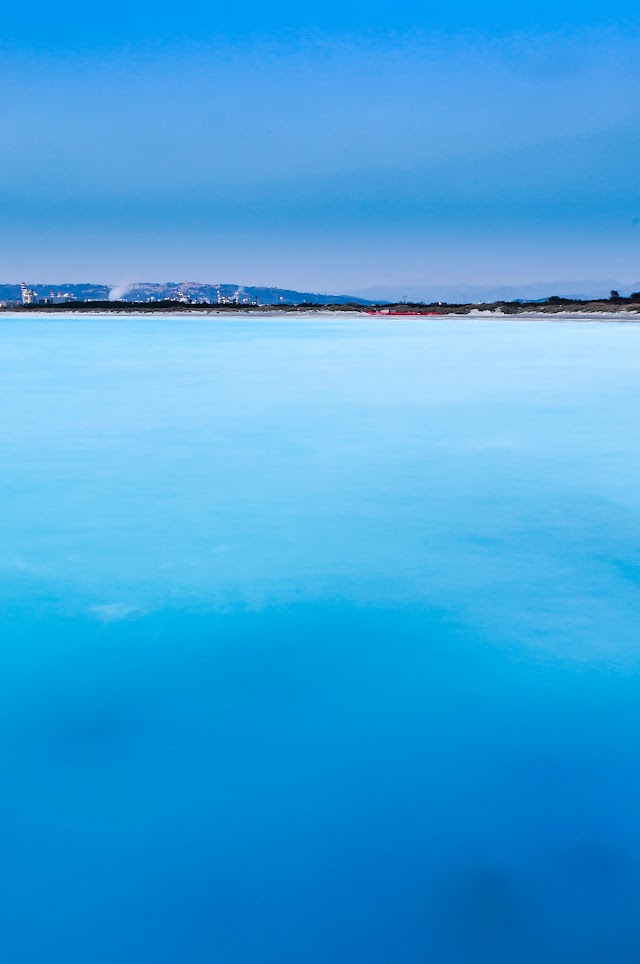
[
  {"left": 21, "top": 282, "right": 36, "bottom": 305},
  {"left": 20, "top": 283, "right": 76, "bottom": 306},
  {"left": 47, "top": 294, "right": 76, "bottom": 304}
]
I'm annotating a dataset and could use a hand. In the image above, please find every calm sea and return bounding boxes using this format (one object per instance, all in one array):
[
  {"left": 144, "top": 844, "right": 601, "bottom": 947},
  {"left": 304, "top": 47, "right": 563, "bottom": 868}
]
[{"left": 1, "top": 314, "right": 640, "bottom": 962}]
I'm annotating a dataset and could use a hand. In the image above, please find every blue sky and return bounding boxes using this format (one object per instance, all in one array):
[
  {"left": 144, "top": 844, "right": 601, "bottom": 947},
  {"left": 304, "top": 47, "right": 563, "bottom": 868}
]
[{"left": 1, "top": 0, "right": 639, "bottom": 288}]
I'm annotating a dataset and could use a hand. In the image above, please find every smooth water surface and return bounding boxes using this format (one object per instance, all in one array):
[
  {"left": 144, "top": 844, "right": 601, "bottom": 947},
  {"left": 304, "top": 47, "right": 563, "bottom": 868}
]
[{"left": 1, "top": 314, "right": 640, "bottom": 962}]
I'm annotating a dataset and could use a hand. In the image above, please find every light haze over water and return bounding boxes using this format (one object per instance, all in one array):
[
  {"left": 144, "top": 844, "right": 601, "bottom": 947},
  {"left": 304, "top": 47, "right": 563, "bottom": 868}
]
[{"left": 2, "top": 314, "right": 640, "bottom": 962}]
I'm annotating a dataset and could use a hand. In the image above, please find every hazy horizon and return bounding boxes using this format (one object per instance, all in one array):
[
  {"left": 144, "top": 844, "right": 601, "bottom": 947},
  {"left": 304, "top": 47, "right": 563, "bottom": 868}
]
[{"left": 4, "top": 277, "right": 640, "bottom": 301}]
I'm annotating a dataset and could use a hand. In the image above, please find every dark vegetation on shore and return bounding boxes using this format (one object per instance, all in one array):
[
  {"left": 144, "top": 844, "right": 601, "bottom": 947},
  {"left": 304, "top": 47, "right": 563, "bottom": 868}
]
[
  {"left": 3, "top": 293, "right": 640, "bottom": 315},
  {"left": 3, "top": 300, "right": 369, "bottom": 313}
]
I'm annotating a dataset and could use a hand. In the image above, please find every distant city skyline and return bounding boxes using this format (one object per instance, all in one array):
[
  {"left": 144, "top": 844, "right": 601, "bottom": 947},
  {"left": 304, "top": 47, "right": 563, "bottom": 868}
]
[{"left": 1, "top": 1, "right": 639, "bottom": 286}]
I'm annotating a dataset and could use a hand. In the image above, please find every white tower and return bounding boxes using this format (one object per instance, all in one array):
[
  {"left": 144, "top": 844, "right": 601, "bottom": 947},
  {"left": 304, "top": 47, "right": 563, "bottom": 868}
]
[{"left": 20, "top": 283, "right": 34, "bottom": 305}]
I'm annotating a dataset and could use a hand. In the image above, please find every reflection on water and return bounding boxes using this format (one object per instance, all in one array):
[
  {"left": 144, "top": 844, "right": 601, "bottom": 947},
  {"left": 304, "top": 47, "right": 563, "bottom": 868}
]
[{"left": 1, "top": 315, "right": 640, "bottom": 962}]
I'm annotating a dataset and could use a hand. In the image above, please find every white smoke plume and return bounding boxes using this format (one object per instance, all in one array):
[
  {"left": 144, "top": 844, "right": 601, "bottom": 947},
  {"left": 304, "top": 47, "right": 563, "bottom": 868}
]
[{"left": 108, "top": 282, "right": 135, "bottom": 301}]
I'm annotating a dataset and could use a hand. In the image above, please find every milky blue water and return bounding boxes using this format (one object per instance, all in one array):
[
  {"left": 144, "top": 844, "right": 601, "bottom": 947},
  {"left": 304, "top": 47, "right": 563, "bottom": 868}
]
[{"left": 2, "top": 313, "right": 640, "bottom": 962}]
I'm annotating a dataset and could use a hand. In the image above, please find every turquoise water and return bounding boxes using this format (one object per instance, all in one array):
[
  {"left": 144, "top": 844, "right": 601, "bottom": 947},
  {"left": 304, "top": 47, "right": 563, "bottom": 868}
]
[{"left": 2, "top": 314, "right": 640, "bottom": 962}]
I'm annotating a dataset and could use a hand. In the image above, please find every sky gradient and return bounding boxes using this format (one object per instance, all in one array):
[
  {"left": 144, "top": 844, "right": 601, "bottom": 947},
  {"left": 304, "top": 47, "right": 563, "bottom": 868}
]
[{"left": 1, "top": 0, "right": 639, "bottom": 289}]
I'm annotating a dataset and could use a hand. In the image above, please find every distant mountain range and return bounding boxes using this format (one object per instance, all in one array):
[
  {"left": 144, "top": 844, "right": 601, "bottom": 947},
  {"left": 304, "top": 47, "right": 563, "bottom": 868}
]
[
  {"left": 347, "top": 280, "right": 640, "bottom": 303},
  {"left": 0, "top": 282, "right": 372, "bottom": 306},
  {"left": 3, "top": 279, "right": 639, "bottom": 307}
]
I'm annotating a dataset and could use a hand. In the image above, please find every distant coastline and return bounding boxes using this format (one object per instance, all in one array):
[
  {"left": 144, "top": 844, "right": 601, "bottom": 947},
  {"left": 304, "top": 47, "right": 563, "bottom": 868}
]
[{"left": 2, "top": 297, "right": 639, "bottom": 317}]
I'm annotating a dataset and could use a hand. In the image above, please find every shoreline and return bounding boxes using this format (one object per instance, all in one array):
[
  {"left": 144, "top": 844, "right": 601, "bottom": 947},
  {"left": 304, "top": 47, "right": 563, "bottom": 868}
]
[{"left": 1, "top": 309, "right": 640, "bottom": 322}]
